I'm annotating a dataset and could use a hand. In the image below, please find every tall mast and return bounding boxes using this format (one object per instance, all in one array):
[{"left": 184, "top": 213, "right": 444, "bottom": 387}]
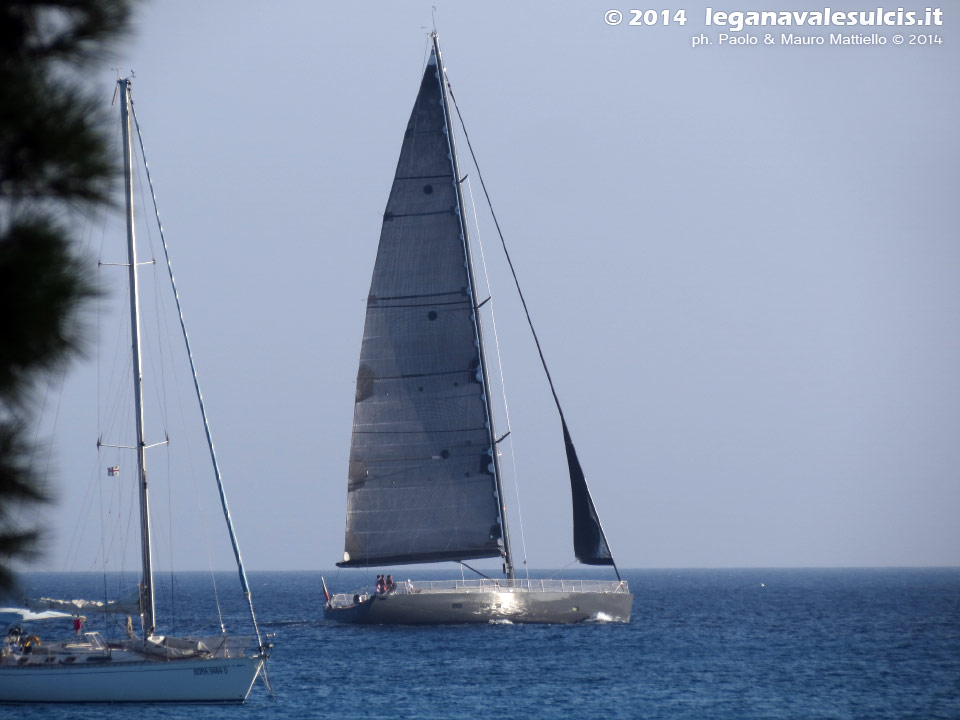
[
  {"left": 126, "top": 92, "right": 266, "bottom": 651},
  {"left": 432, "top": 33, "right": 515, "bottom": 580},
  {"left": 119, "top": 77, "right": 156, "bottom": 636}
]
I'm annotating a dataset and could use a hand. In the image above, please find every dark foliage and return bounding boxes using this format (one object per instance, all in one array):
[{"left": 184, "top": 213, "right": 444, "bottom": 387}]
[{"left": 0, "top": 0, "right": 133, "bottom": 592}]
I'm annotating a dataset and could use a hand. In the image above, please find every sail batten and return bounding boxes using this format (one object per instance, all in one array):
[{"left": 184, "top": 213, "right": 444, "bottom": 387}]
[{"left": 341, "top": 52, "right": 503, "bottom": 569}]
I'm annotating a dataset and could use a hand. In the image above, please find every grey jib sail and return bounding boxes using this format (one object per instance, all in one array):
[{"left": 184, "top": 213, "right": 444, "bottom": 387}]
[
  {"left": 339, "top": 51, "right": 503, "bottom": 568},
  {"left": 562, "top": 418, "right": 614, "bottom": 565}
]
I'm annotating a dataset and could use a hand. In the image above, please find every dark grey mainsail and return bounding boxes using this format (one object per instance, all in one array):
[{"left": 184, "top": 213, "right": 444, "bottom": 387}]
[{"left": 339, "top": 49, "right": 504, "bottom": 568}]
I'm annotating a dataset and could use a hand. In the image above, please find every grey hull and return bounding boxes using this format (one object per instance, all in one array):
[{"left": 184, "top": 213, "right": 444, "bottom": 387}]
[{"left": 325, "top": 589, "right": 633, "bottom": 625}]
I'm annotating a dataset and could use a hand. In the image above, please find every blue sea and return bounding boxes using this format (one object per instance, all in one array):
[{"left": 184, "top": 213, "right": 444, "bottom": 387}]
[{"left": 6, "top": 568, "right": 959, "bottom": 718}]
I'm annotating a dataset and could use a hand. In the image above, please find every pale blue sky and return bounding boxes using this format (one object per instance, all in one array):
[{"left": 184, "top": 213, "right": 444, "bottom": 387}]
[{"left": 25, "top": 1, "right": 960, "bottom": 573}]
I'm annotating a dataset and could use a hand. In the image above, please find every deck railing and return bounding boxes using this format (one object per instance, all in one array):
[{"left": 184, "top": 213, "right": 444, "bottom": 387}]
[{"left": 329, "top": 578, "right": 629, "bottom": 607}]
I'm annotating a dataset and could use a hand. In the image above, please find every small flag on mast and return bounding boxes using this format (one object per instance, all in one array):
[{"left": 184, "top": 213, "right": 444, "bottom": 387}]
[{"left": 107, "top": 466, "right": 120, "bottom": 477}]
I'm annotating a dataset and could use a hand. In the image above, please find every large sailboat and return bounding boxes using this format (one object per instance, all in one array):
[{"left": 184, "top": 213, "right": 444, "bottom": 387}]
[
  {"left": 0, "top": 78, "right": 269, "bottom": 702},
  {"left": 324, "top": 34, "right": 632, "bottom": 625}
]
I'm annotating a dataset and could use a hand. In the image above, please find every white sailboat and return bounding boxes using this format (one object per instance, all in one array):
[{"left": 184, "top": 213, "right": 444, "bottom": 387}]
[
  {"left": 0, "top": 78, "right": 269, "bottom": 703},
  {"left": 324, "top": 34, "right": 632, "bottom": 625}
]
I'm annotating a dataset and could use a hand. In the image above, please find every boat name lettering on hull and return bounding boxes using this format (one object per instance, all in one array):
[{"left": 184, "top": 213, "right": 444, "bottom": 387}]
[{"left": 193, "top": 667, "right": 228, "bottom": 676}]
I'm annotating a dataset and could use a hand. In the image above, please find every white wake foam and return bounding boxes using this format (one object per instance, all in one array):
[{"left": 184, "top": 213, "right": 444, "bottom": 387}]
[{"left": 587, "top": 612, "right": 617, "bottom": 623}]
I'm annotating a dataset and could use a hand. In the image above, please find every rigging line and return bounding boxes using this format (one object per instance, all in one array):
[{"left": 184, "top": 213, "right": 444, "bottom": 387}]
[
  {"left": 137, "top": 140, "right": 186, "bottom": 608},
  {"left": 167, "top": 428, "right": 175, "bottom": 632},
  {"left": 17, "top": 161, "right": 105, "bottom": 556},
  {"left": 460, "top": 561, "right": 493, "bottom": 580},
  {"left": 63, "top": 447, "right": 100, "bottom": 572},
  {"left": 447, "top": 80, "right": 623, "bottom": 581},
  {"left": 90, "top": 111, "right": 120, "bottom": 516},
  {"left": 100, "top": 352, "right": 130, "bottom": 461},
  {"left": 17, "top": 320, "right": 81, "bottom": 558},
  {"left": 103, "top": 359, "right": 133, "bottom": 468},
  {"left": 100, "top": 279, "right": 134, "bottom": 448},
  {"left": 134, "top": 130, "right": 210, "bottom": 622},
  {"left": 123, "top": 475, "right": 138, "bottom": 599},
  {"left": 97, "top": 443, "right": 108, "bottom": 584},
  {"left": 100, "top": 115, "right": 127, "bottom": 444},
  {"left": 91, "top": 115, "right": 122, "bottom": 500},
  {"left": 147, "top": 215, "right": 173, "bottom": 437},
  {"left": 97, "top": 226, "right": 102, "bottom": 515},
  {"left": 96, "top": 225, "right": 105, "bottom": 576},
  {"left": 435, "top": 35, "right": 514, "bottom": 580},
  {"left": 64, "top": 433, "right": 105, "bottom": 572},
  {"left": 165, "top": 290, "right": 225, "bottom": 634},
  {"left": 446, "top": 84, "right": 563, "bottom": 415},
  {"left": 190, "top": 418, "right": 226, "bottom": 635},
  {"left": 100, "top": 558, "right": 109, "bottom": 628},
  {"left": 148, "top": 181, "right": 189, "bottom": 454},
  {"left": 42, "top": 371, "right": 66, "bottom": 530},
  {"left": 166, "top": 304, "right": 223, "bottom": 631},
  {"left": 105, "top": 453, "right": 130, "bottom": 572},
  {"left": 132, "top": 155, "right": 169, "bottom": 438},
  {"left": 464, "top": 175, "right": 530, "bottom": 581},
  {"left": 129, "top": 96, "right": 266, "bottom": 653},
  {"left": 206, "top": 541, "right": 226, "bottom": 635},
  {"left": 421, "top": 34, "right": 432, "bottom": 83}
]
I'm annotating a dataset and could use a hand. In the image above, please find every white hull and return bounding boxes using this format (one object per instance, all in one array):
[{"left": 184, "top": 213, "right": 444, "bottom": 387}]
[
  {"left": 326, "top": 578, "right": 632, "bottom": 625},
  {"left": 0, "top": 655, "right": 263, "bottom": 703}
]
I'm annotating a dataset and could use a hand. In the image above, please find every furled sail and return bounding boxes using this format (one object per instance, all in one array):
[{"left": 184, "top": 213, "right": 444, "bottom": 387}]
[
  {"left": 562, "top": 418, "right": 614, "bottom": 565},
  {"left": 339, "top": 49, "right": 503, "bottom": 568}
]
